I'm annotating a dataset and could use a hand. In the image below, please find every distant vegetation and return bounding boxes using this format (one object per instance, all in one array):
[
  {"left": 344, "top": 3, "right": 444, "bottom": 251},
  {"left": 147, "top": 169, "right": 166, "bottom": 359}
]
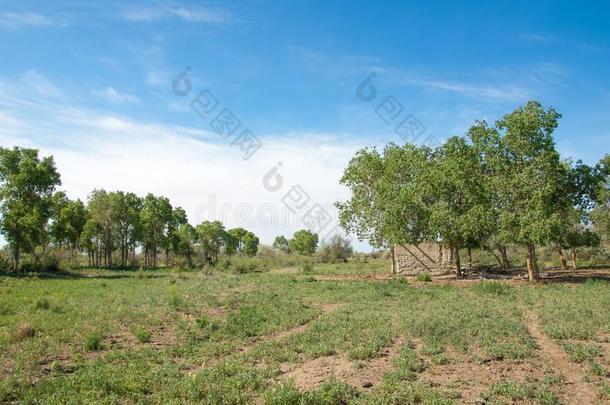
[{"left": 0, "top": 146, "right": 355, "bottom": 273}]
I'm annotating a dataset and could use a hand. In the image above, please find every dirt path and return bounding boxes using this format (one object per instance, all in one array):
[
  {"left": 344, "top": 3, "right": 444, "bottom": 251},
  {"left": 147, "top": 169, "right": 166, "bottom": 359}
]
[
  {"left": 279, "top": 335, "right": 406, "bottom": 390},
  {"left": 522, "top": 308, "right": 599, "bottom": 403}
]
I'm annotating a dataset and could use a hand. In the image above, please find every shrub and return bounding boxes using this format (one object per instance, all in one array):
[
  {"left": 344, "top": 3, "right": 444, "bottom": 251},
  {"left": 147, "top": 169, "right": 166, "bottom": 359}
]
[
  {"left": 416, "top": 272, "right": 432, "bottom": 282},
  {"left": 35, "top": 297, "right": 51, "bottom": 310},
  {"left": 13, "top": 324, "right": 35, "bottom": 342},
  {"left": 84, "top": 331, "right": 102, "bottom": 351},
  {"left": 317, "top": 235, "right": 353, "bottom": 263}
]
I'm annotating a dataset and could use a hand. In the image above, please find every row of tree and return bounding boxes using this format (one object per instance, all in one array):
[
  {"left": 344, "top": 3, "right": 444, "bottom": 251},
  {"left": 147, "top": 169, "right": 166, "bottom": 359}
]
[
  {"left": 337, "top": 101, "right": 609, "bottom": 281},
  {"left": 0, "top": 146, "right": 264, "bottom": 271}
]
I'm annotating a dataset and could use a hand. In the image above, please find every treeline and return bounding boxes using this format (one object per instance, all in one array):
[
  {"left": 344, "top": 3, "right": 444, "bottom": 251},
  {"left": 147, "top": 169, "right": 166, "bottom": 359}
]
[
  {"left": 0, "top": 147, "right": 267, "bottom": 271},
  {"left": 338, "top": 101, "right": 610, "bottom": 281}
]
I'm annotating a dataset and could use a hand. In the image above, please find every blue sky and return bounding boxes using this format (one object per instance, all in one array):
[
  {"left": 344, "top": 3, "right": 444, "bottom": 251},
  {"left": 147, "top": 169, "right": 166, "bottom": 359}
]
[{"left": 1, "top": 0, "right": 609, "bottom": 249}]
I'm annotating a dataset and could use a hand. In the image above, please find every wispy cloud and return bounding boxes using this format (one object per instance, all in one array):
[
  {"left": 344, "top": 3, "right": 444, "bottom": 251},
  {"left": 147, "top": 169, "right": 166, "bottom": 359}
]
[
  {"left": 120, "top": 3, "right": 232, "bottom": 24},
  {"left": 95, "top": 87, "right": 140, "bottom": 104},
  {"left": 405, "top": 78, "right": 530, "bottom": 101},
  {"left": 21, "top": 70, "right": 63, "bottom": 98},
  {"left": 0, "top": 11, "right": 61, "bottom": 30}
]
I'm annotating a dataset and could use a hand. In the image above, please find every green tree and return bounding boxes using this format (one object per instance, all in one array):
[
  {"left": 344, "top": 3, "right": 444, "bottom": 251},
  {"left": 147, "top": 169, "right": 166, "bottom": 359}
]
[
  {"left": 196, "top": 220, "right": 227, "bottom": 264},
  {"left": 140, "top": 194, "right": 173, "bottom": 268},
  {"left": 592, "top": 155, "right": 610, "bottom": 242},
  {"left": 81, "top": 217, "right": 102, "bottom": 267},
  {"left": 0, "top": 147, "right": 61, "bottom": 271},
  {"left": 174, "top": 223, "right": 197, "bottom": 267},
  {"left": 272, "top": 235, "right": 291, "bottom": 253},
  {"left": 563, "top": 226, "right": 601, "bottom": 269},
  {"left": 87, "top": 189, "right": 116, "bottom": 266},
  {"left": 470, "top": 101, "right": 566, "bottom": 281},
  {"left": 50, "top": 195, "right": 87, "bottom": 263},
  {"left": 166, "top": 206, "right": 188, "bottom": 266},
  {"left": 426, "top": 136, "right": 493, "bottom": 276},
  {"left": 227, "top": 227, "right": 259, "bottom": 256},
  {"left": 110, "top": 191, "right": 142, "bottom": 268},
  {"left": 336, "top": 144, "right": 434, "bottom": 272},
  {"left": 289, "top": 229, "right": 319, "bottom": 255}
]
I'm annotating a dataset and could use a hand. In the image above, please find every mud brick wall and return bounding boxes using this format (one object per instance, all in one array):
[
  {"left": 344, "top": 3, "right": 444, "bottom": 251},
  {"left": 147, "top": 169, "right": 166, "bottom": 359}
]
[{"left": 394, "top": 242, "right": 454, "bottom": 275}]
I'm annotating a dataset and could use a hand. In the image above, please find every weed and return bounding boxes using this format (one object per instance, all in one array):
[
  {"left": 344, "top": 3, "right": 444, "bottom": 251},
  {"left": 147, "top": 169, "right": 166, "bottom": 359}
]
[
  {"left": 84, "top": 331, "right": 102, "bottom": 351},
  {"left": 416, "top": 272, "right": 432, "bottom": 282},
  {"left": 134, "top": 328, "right": 151, "bottom": 343},
  {"left": 561, "top": 342, "right": 603, "bottom": 363},
  {"left": 167, "top": 286, "right": 183, "bottom": 309}
]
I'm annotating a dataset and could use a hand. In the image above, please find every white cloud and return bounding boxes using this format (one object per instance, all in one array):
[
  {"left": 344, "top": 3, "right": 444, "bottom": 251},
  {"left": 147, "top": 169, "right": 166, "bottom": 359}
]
[
  {"left": 167, "top": 6, "right": 232, "bottom": 23},
  {"left": 120, "top": 4, "right": 232, "bottom": 24},
  {"left": 0, "top": 12, "right": 55, "bottom": 29},
  {"left": 0, "top": 77, "right": 365, "bottom": 249},
  {"left": 95, "top": 87, "right": 140, "bottom": 104}
]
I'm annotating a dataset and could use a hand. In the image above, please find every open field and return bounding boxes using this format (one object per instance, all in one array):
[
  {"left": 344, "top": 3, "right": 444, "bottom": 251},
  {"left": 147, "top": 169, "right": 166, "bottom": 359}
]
[{"left": 1, "top": 261, "right": 610, "bottom": 404}]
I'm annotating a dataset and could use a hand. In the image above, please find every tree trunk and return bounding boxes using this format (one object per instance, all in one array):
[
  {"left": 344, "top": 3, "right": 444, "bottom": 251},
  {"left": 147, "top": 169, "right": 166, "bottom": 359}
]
[
  {"left": 526, "top": 243, "right": 539, "bottom": 282},
  {"left": 467, "top": 247, "right": 473, "bottom": 271},
  {"left": 453, "top": 245, "right": 462, "bottom": 277},
  {"left": 500, "top": 246, "right": 510, "bottom": 269},
  {"left": 571, "top": 249, "right": 577, "bottom": 269},
  {"left": 13, "top": 248, "right": 20, "bottom": 272},
  {"left": 485, "top": 245, "right": 503, "bottom": 269},
  {"left": 390, "top": 246, "right": 396, "bottom": 274},
  {"left": 558, "top": 247, "right": 568, "bottom": 270}
]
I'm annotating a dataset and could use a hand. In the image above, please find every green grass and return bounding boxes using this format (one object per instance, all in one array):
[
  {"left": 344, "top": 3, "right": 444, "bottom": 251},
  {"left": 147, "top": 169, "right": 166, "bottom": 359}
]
[
  {"left": 482, "top": 379, "right": 559, "bottom": 404},
  {"left": 0, "top": 263, "right": 609, "bottom": 403}
]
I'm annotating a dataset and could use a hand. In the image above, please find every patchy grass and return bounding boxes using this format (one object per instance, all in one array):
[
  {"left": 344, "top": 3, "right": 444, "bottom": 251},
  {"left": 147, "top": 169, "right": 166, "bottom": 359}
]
[
  {"left": 0, "top": 264, "right": 609, "bottom": 403},
  {"left": 482, "top": 379, "right": 559, "bottom": 404},
  {"left": 561, "top": 342, "right": 604, "bottom": 363}
]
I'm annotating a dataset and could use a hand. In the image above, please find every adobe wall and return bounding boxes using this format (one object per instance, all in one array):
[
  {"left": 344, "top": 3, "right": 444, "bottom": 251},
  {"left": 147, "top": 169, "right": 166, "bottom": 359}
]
[{"left": 393, "top": 242, "right": 454, "bottom": 275}]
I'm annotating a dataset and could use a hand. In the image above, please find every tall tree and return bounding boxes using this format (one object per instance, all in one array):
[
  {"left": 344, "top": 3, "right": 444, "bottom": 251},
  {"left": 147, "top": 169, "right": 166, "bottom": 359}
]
[
  {"left": 0, "top": 147, "right": 61, "bottom": 271},
  {"left": 426, "top": 136, "right": 493, "bottom": 276},
  {"left": 227, "top": 227, "right": 260, "bottom": 256},
  {"left": 87, "top": 189, "right": 116, "bottom": 267},
  {"left": 196, "top": 220, "right": 227, "bottom": 264},
  {"left": 470, "top": 101, "right": 565, "bottom": 281},
  {"left": 166, "top": 206, "right": 187, "bottom": 266},
  {"left": 337, "top": 144, "right": 434, "bottom": 272},
  {"left": 289, "top": 229, "right": 319, "bottom": 255},
  {"left": 140, "top": 194, "right": 173, "bottom": 268},
  {"left": 592, "top": 155, "right": 610, "bottom": 242},
  {"left": 272, "top": 235, "right": 291, "bottom": 253},
  {"left": 174, "top": 223, "right": 197, "bottom": 267}
]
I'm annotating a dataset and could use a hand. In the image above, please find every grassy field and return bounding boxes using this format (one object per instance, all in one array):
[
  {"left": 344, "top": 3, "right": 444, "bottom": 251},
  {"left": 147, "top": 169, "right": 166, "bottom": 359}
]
[{"left": 1, "top": 260, "right": 610, "bottom": 404}]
